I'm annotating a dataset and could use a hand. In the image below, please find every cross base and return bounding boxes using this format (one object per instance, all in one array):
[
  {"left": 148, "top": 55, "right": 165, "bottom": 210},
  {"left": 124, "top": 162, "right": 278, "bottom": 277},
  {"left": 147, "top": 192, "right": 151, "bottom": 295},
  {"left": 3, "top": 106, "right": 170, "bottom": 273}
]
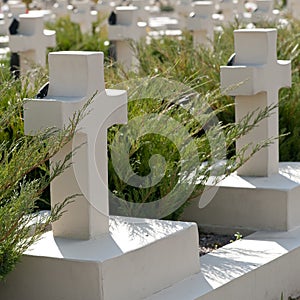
[
  {"left": 182, "top": 162, "right": 300, "bottom": 233},
  {"left": 0, "top": 216, "right": 200, "bottom": 300}
]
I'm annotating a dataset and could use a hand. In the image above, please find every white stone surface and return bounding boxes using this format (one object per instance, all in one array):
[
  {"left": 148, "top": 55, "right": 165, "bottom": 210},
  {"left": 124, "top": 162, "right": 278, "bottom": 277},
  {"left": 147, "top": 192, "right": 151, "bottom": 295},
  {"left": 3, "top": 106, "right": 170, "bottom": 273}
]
[
  {"left": 7, "top": 1, "right": 26, "bottom": 17},
  {"left": 108, "top": 5, "right": 146, "bottom": 70},
  {"left": 186, "top": 1, "right": 214, "bottom": 49},
  {"left": 71, "top": 0, "right": 98, "bottom": 34},
  {"left": 0, "top": 14, "right": 10, "bottom": 36},
  {"left": 145, "top": 226, "right": 300, "bottom": 300},
  {"left": 219, "top": 0, "right": 235, "bottom": 22},
  {"left": 24, "top": 51, "right": 127, "bottom": 239},
  {"left": 95, "top": 0, "right": 114, "bottom": 18},
  {"left": 287, "top": 0, "right": 300, "bottom": 20},
  {"left": 9, "top": 13, "right": 56, "bottom": 76},
  {"left": 220, "top": 29, "right": 291, "bottom": 177},
  {"left": 174, "top": 0, "right": 192, "bottom": 29},
  {"left": 3, "top": 50, "right": 202, "bottom": 300},
  {"left": 251, "top": 0, "right": 274, "bottom": 23},
  {"left": 0, "top": 216, "right": 200, "bottom": 300},
  {"left": 182, "top": 162, "right": 300, "bottom": 232}
]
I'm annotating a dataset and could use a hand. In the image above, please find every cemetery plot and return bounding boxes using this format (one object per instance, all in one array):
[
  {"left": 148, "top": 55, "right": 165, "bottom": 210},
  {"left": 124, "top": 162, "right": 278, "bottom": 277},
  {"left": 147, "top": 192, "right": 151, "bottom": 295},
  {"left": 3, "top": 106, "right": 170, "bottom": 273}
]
[{"left": 2, "top": 1, "right": 300, "bottom": 300}]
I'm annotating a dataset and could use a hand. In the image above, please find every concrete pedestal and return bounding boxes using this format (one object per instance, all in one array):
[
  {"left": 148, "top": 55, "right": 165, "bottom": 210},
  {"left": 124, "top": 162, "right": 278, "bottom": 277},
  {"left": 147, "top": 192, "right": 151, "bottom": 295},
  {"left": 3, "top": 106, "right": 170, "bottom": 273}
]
[
  {"left": 182, "top": 162, "right": 300, "bottom": 233},
  {"left": 0, "top": 216, "right": 200, "bottom": 300}
]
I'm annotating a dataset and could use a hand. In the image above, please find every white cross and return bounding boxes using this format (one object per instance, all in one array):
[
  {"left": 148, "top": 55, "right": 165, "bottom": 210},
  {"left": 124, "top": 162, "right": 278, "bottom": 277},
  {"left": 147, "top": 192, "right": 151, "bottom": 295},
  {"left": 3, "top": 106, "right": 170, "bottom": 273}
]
[
  {"left": 219, "top": 0, "right": 235, "bottom": 22},
  {"left": 108, "top": 6, "right": 146, "bottom": 71},
  {"left": 220, "top": 29, "right": 291, "bottom": 177},
  {"left": 9, "top": 13, "right": 56, "bottom": 76},
  {"left": 252, "top": 0, "right": 274, "bottom": 23},
  {"left": 24, "top": 51, "right": 127, "bottom": 239},
  {"left": 186, "top": 1, "right": 214, "bottom": 49},
  {"left": 70, "top": 0, "right": 98, "bottom": 34}
]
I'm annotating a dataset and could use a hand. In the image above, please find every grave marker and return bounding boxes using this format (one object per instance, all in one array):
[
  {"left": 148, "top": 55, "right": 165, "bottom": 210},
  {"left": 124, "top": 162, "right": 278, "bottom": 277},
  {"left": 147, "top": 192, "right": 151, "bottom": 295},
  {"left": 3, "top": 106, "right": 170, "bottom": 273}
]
[
  {"left": 0, "top": 50, "right": 200, "bottom": 300},
  {"left": 219, "top": 0, "right": 235, "bottom": 23},
  {"left": 95, "top": 0, "right": 114, "bottom": 18},
  {"left": 186, "top": 1, "right": 214, "bottom": 49},
  {"left": 108, "top": 5, "right": 146, "bottom": 71},
  {"left": 182, "top": 29, "right": 297, "bottom": 233},
  {"left": 252, "top": 0, "right": 274, "bottom": 23},
  {"left": 220, "top": 28, "right": 291, "bottom": 177},
  {"left": 8, "top": 13, "right": 56, "bottom": 76},
  {"left": 71, "top": 0, "right": 98, "bottom": 34},
  {"left": 175, "top": 0, "right": 192, "bottom": 29},
  {"left": 24, "top": 51, "right": 127, "bottom": 239}
]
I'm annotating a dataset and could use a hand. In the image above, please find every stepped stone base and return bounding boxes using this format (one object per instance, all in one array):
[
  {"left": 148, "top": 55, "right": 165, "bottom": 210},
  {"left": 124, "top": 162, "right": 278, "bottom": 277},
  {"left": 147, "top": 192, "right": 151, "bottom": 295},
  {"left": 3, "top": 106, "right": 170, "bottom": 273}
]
[
  {"left": 0, "top": 216, "right": 200, "bottom": 300},
  {"left": 146, "top": 227, "right": 300, "bottom": 300},
  {"left": 183, "top": 162, "right": 300, "bottom": 233}
]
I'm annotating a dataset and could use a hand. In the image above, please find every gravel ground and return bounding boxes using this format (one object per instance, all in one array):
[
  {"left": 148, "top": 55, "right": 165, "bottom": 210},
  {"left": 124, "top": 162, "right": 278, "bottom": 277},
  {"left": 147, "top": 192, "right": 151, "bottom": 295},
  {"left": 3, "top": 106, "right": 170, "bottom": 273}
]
[{"left": 198, "top": 232, "right": 236, "bottom": 256}]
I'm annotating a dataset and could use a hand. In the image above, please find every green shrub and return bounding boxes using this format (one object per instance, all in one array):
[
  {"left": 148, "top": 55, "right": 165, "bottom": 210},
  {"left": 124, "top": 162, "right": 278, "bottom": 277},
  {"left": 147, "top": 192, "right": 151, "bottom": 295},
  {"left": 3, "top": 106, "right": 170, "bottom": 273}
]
[
  {"left": 1, "top": 15, "right": 291, "bottom": 280},
  {"left": 0, "top": 68, "right": 90, "bottom": 280},
  {"left": 108, "top": 76, "right": 275, "bottom": 220}
]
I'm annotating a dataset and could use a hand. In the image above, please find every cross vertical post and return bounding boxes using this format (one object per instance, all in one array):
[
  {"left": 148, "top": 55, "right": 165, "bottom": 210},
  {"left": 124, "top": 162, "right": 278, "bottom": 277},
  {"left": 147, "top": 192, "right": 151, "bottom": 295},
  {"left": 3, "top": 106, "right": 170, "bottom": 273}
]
[{"left": 221, "top": 29, "right": 291, "bottom": 177}]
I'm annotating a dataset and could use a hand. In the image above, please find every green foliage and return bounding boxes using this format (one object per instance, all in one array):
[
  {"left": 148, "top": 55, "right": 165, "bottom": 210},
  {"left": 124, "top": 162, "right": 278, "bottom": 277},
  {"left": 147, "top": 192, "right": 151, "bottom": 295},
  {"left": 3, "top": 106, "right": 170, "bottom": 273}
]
[
  {"left": 108, "top": 76, "right": 276, "bottom": 219},
  {"left": 133, "top": 19, "right": 300, "bottom": 162},
  {"left": 2, "top": 14, "right": 300, "bottom": 281},
  {"left": 44, "top": 14, "right": 300, "bottom": 165},
  {"left": 230, "top": 231, "right": 243, "bottom": 243},
  {"left": 0, "top": 67, "right": 90, "bottom": 280},
  {"left": 45, "top": 16, "right": 109, "bottom": 55}
]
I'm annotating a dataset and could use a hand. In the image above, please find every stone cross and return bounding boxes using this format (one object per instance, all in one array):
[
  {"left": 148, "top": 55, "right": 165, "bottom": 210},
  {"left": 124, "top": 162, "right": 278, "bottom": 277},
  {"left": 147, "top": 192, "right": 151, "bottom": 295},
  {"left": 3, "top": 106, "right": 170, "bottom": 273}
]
[
  {"left": 287, "top": 0, "right": 300, "bottom": 20},
  {"left": 186, "top": 1, "right": 214, "bottom": 49},
  {"left": 70, "top": 0, "right": 98, "bottom": 34},
  {"left": 8, "top": 13, "right": 56, "bottom": 76},
  {"left": 24, "top": 51, "right": 127, "bottom": 239},
  {"left": 131, "top": 0, "right": 149, "bottom": 22},
  {"left": 252, "top": 0, "right": 274, "bottom": 23},
  {"left": 219, "top": 0, "right": 235, "bottom": 23},
  {"left": 220, "top": 29, "right": 291, "bottom": 177},
  {"left": 175, "top": 0, "right": 192, "bottom": 29},
  {"left": 95, "top": 0, "right": 114, "bottom": 20},
  {"left": 108, "top": 5, "right": 146, "bottom": 71}
]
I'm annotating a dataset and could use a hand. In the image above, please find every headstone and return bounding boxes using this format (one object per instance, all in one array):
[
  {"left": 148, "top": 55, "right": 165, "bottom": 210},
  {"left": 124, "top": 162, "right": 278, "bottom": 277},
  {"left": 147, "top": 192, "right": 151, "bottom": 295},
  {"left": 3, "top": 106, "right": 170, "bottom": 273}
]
[
  {"left": 108, "top": 5, "right": 147, "bottom": 71},
  {"left": 95, "top": 0, "right": 114, "bottom": 18},
  {"left": 131, "top": 0, "right": 150, "bottom": 22},
  {"left": 186, "top": 1, "right": 214, "bottom": 49},
  {"left": 175, "top": 0, "right": 192, "bottom": 29},
  {"left": 0, "top": 51, "right": 200, "bottom": 300},
  {"left": 182, "top": 29, "right": 300, "bottom": 233},
  {"left": 219, "top": 0, "right": 235, "bottom": 23},
  {"left": 251, "top": 0, "right": 274, "bottom": 23},
  {"left": 8, "top": 13, "right": 56, "bottom": 76},
  {"left": 70, "top": 0, "right": 98, "bottom": 34},
  {"left": 24, "top": 51, "right": 127, "bottom": 238},
  {"left": 220, "top": 28, "right": 291, "bottom": 177}
]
